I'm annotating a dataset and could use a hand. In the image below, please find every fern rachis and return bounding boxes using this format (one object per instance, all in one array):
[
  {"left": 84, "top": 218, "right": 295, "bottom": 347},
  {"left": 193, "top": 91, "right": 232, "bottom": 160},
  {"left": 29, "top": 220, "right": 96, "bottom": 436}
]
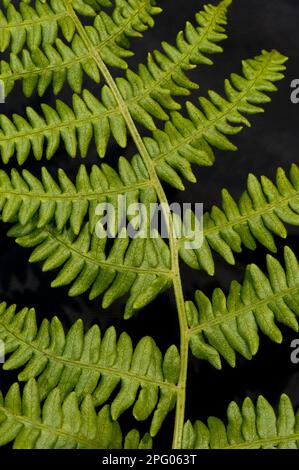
[{"left": 0, "top": 0, "right": 296, "bottom": 450}]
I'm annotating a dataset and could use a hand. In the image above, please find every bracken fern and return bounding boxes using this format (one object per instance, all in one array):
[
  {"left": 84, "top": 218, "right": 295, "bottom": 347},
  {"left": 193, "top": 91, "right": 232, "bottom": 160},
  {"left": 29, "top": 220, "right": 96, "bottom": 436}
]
[{"left": 0, "top": 0, "right": 297, "bottom": 450}]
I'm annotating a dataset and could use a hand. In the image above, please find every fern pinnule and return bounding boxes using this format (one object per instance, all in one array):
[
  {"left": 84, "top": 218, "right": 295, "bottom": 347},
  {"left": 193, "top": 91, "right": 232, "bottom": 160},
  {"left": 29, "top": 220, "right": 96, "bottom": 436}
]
[
  {"left": 179, "top": 164, "right": 299, "bottom": 274},
  {"left": 0, "top": 379, "right": 153, "bottom": 449},
  {"left": 0, "top": 155, "right": 153, "bottom": 234},
  {"left": 0, "top": 301, "right": 180, "bottom": 434},
  {"left": 6, "top": 222, "right": 172, "bottom": 316},
  {"left": 183, "top": 394, "right": 299, "bottom": 449},
  {"left": 188, "top": 246, "right": 299, "bottom": 368},
  {"left": 1, "top": 0, "right": 162, "bottom": 96}
]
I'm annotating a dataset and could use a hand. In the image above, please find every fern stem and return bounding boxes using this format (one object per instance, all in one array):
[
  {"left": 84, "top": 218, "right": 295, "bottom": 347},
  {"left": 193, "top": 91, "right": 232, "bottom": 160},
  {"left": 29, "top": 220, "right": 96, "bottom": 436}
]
[
  {"left": 171, "top": 237, "right": 191, "bottom": 449},
  {"left": 64, "top": 0, "right": 189, "bottom": 448}
]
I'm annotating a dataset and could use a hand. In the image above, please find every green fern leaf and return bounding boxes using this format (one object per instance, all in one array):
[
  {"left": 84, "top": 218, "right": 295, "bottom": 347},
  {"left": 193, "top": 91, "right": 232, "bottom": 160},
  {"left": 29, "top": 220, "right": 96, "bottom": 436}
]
[
  {"left": 7, "top": 221, "right": 172, "bottom": 316},
  {"left": 2, "top": 164, "right": 298, "bottom": 317},
  {"left": 0, "top": 379, "right": 153, "bottom": 448},
  {"left": 0, "top": 0, "right": 115, "bottom": 65},
  {"left": 1, "top": 162, "right": 298, "bottom": 282},
  {"left": 0, "top": 0, "right": 232, "bottom": 162},
  {"left": 0, "top": 50, "right": 286, "bottom": 166},
  {"left": 144, "top": 49, "right": 287, "bottom": 189},
  {"left": 1, "top": 0, "right": 162, "bottom": 96},
  {"left": 179, "top": 164, "right": 299, "bottom": 274},
  {"left": 0, "top": 157, "right": 200, "bottom": 316},
  {"left": 0, "top": 0, "right": 293, "bottom": 451},
  {"left": 183, "top": 394, "right": 299, "bottom": 449},
  {"left": 0, "top": 0, "right": 76, "bottom": 54},
  {"left": 187, "top": 246, "right": 299, "bottom": 369},
  {"left": 0, "top": 0, "right": 229, "bottom": 98},
  {"left": 0, "top": 0, "right": 112, "bottom": 37},
  {"left": 0, "top": 301, "right": 180, "bottom": 435},
  {"left": 97, "top": 0, "right": 231, "bottom": 108},
  {"left": 0, "top": 155, "right": 152, "bottom": 234}
]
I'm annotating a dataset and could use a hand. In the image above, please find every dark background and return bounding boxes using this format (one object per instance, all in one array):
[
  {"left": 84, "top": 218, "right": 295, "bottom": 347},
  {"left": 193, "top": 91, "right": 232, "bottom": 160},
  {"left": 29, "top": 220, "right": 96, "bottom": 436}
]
[{"left": 1, "top": 0, "right": 299, "bottom": 449}]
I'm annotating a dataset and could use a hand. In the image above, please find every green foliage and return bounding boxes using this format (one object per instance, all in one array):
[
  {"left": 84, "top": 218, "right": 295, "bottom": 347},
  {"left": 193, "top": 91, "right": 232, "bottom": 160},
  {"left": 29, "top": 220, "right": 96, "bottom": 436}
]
[
  {"left": 0, "top": 0, "right": 226, "bottom": 97},
  {"left": 8, "top": 221, "right": 172, "bottom": 317},
  {"left": 0, "top": 50, "right": 286, "bottom": 172},
  {"left": 3, "top": 163, "right": 299, "bottom": 320},
  {"left": 187, "top": 246, "right": 299, "bottom": 368},
  {"left": 0, "top": 0, "right": 160, "bottom": 58},
  {"left": 0, "top": 0, "right": 77, "bottom": 54},
  {"left": 0, "top": 0, "right": 294, "bottom": 450},
  {"left": 0, "top": 379, "right": 153, "bottom": 448},
  {"left": 140, "top": 50, "right": 287, "bottom": 190},
  {"left": 183, "top": 394, "right": 299, "bottom": 449},
  {"left": 179, "top": 164, "right": 299, "bottom": 274},
  {"left": 0, "top": 0, "right": 162, "bottom": 95},
  {"left": 0, "top": 301, "right": 179, "bottom": 436},
  {"left": 0, "top": 156, "right": 152, "bottom": 234}
]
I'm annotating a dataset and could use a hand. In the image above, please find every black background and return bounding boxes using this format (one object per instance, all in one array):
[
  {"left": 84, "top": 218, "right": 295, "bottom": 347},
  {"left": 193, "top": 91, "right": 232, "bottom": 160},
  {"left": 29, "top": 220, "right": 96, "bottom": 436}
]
[{"left": 1, "top": 0, "right": 299, "bottom": 450}]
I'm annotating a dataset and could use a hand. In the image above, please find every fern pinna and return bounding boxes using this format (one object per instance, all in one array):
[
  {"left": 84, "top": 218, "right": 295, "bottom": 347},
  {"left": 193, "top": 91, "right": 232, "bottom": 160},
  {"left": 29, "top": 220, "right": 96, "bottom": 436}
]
[{"left": 0, "top": 0, "right": 296, "bottom": 450}]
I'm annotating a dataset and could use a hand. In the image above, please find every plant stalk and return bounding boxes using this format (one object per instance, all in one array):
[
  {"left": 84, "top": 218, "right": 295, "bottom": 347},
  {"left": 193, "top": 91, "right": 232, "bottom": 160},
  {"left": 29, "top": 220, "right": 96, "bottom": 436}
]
[{"left": 64, "top": 0, "right": 190, "bottom": 449}]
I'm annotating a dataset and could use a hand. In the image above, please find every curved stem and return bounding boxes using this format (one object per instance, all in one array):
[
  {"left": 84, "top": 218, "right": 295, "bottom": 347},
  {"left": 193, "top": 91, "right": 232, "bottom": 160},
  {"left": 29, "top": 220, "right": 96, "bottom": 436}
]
[
  {"left": 64, "top": 0, "right": 189, "bottom": 449},
  {"left": 171, "top": 237, "right": 190, "bottom": 449}
]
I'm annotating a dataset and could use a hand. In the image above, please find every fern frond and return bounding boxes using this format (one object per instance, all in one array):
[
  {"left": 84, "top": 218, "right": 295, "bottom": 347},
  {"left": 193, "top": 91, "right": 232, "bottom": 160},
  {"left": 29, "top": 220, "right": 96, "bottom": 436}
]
[
  {"left": 0, "top": 0, "right": 113, "bottom": 54},
  {"left": 0, "top": 0, "right": 75, "bottom": 54},
  {"left": 0, "top": 155, "right": 153, "bottom": 234},
  {"left": 0, "top": 0, "right": 231, "bottom": 159},
  {"left": 0, "top": 159, "right": 204, "bottom": 316},
  {"left": 1, "top": 0, "right": 162, "bottom": 96},
  {"left": 3, "top": 164, "right": 299, "bottom": 316},
  {"left": 0, "top": 301, "right": 180, "bottom": 435},
  {"left": 116, "top": 0, "right": 230, "bottom": 107},
  {"left": 187, "top": 246, "right": 299, "bottom": 369},
  {"left": 0, "top": 0, "right": 293, "bottom": 451},
  {"left": 0, "top": 0, "right": 229, "bottom": 98},
  {"left": 0, "top": 50, "right": 286, "bottom": 167},
  {"left": 179, "top": 164, "right": 299, "bottom": 275},
  {"left": 0, "top": 379, "right": 153, "bottom": 448},
  {"left": 183, "top": 394, "right": 299, "bottom": 449},
  {"left": 0, "top": 0, "right": 112, "bottom": 40},
  {"left": 144, "top": 49, "right": 287, "bottom": 189},
  {"left": 6, "top": 221, "right": 172, "bottom": 316}
]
